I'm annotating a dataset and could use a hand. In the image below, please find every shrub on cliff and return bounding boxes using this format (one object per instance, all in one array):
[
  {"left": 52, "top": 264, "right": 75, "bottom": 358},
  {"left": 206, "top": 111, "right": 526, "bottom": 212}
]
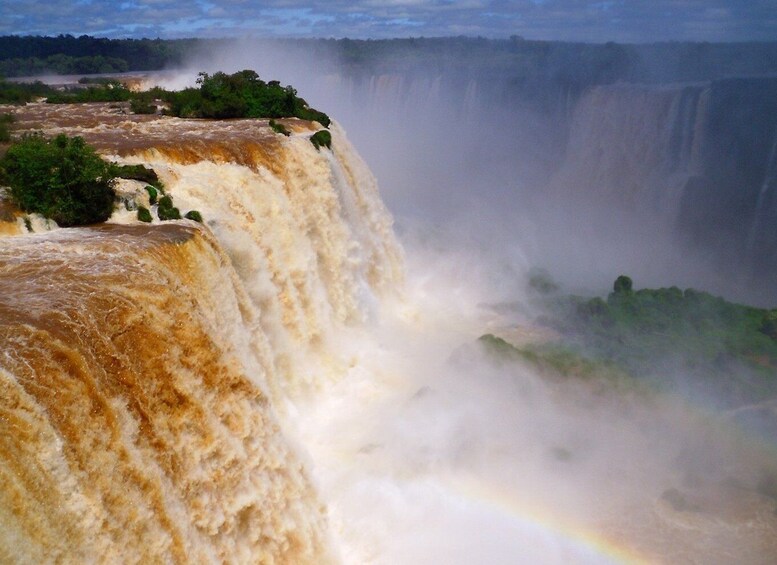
[
  {"left": 0, "top": 133, "right": 116, "bottom": 226},
  {"left": 0, "top": 79, "right": 56, "bottom": 104},
  {"left": 130, "top": 95, "right": 156, "bottom": 115},
  {"left": 310, "top": 130, "right": 332, "bottom": 150},
  {"left": 534, "top": 275, "right": 777, "bottom": 404},
  {"left": 144, "top": 185, "right": 158, "bottom": 205},
  {"left": 137, "top": 206, "right": 152, "bottom": 222},
  {"left": 613, "top": 275, "right": 633, "bottom": 294},
  {"left": 184, "top": 210, "right": 203, "bottom": 223},
  {"left": 760, "top": 311, "right": 777, "bottom": 341},
  {"left": 157, "top": 195, "right": 181, "bottom": 220},
  {"left": 112, "top": 163, "right": 159, "bottom": 185},
  {"left": 46, "top": 81, "right": 132, "bottom": 104}
]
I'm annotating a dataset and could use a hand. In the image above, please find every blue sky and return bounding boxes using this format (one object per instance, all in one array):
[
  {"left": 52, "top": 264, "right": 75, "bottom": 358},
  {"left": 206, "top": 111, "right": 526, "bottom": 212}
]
[{"left": 1, "top": 0, "right": 775, "bottom": 41}]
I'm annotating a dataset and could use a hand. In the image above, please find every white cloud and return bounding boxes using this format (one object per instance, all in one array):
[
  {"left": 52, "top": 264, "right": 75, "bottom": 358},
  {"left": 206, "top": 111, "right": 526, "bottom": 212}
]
[{"left": 0, "top": 0, "right": 774, "bottom": 40}]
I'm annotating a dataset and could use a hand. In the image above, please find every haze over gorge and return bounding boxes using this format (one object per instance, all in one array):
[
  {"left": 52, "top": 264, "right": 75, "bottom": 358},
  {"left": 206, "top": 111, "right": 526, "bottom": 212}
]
[{"left": 1, "top": 37, "right": 777, "bottom": 564}]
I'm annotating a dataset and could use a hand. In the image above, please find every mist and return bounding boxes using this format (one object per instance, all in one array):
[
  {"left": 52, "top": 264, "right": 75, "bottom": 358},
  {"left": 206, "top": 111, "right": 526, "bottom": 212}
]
[
  {"left": 148, "top": 38, "right": 777, "bottom": 562},
  {"left": 154, "top": 38, "right": 777, "bottom": 306}
]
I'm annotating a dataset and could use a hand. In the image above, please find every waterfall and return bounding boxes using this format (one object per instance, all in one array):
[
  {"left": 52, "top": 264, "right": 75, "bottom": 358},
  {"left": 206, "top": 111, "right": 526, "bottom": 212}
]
[
  {"left": 550, "top": 83, "right": 705, "bottom": 220},
  {"left": 120, "top": 121, "right": 403, "bottom": 397},
  {"left": 3, "top": 95, "right": 777, "bottom": 564},
  {"left": 0, "top": 225, "right": 332, "bottom": 563},
  {"left": 547, "top": 78, "right": 777, "bottom": 299},
  {"left": 747, "top": 132, "right": 777, "bottom": 263},
  {"left": 0, "top": 106, "right": 403, "bottom": 562}
]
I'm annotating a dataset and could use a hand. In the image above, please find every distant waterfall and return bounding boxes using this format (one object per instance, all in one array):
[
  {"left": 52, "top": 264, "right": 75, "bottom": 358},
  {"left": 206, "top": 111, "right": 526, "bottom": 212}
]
[{"left": 550, "top": 78, "right": 777, "bottom": 283}]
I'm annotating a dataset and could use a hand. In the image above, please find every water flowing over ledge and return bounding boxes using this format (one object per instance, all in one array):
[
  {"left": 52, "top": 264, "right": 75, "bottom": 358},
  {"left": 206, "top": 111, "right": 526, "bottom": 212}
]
[
  {"left": 0, "top": 104, "right": 403, "bottom": 562},
  {"left": 2, "top": 101, "right": 777, "bottom": 564}
]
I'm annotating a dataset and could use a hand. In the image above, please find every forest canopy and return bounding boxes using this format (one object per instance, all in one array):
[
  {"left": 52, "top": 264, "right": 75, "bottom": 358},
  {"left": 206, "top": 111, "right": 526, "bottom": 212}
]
[{"left": 0, "top": 35, "right": 196, "bottom": 77}]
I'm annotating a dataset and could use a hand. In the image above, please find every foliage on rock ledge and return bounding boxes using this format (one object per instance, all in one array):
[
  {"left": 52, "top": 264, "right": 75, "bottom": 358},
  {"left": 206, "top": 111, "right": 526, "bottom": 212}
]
[
  {"left": 0, "top": 133, "right": 115, "bottom": 226},
  {"left": 164, "top": 70, "right": 331, "bottom": 127}
]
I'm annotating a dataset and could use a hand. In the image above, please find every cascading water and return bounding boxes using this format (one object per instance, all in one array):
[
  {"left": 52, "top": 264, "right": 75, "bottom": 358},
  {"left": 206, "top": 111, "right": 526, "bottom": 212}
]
[
  {"left": 0, "top": 104, "right": 402, "bottom": 562},
  {"left": 551, "top": 83, "right": 707, "bottom": 222},
  {"left": 747, "top": 134, "right": 777, "bottom": 266},
  {"left": 0, "top": 224, "right": 333, "bottom": 563},
  {"left": 2, "top": 101, "right": 777, "bottom": 564},
  {"left": 548, "top": 78, "right": 777, "bottom": 299}
]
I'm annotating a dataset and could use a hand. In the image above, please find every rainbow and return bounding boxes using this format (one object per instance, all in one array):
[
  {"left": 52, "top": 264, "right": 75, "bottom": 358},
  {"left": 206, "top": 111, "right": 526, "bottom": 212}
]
[{"left": 444, "top": 474, "right": 653, "bottom": 564}]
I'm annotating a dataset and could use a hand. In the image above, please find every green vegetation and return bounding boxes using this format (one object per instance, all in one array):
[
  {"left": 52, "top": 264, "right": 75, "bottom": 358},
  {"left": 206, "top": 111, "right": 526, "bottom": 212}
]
[
  {"left": 269, "top": 119, "right": 291, "bottom": 136},
  {"left": 144, "top": 185, "right": 158, "bottom": 205},
  {"left": 0, "top": 55, "right": 128, "bottom": 77},
  {"left": 184, "top": 210, "right": 203, "bottom": 223},
  {"left": 3, "top": 36, "right": 777, "bottom": 101},
  {"left": 129, "top": 95, "right": 156, "bottom": 115},
  {"left": 613, "top": 274, "right": 633, "bottom": 294},
  {"left": 310, "top": 130, "right": 332, "bottom": 150},
  {"left": 156, "top": 195, "right": 181, "bottom": 221},
  {"left": 0, "top": 76, "right": 133, "bottom": 106},
  {"left": 108, "top": 169, "right": 197, "bottom": 223},
  {"left": 547, "top": 281, "right": 777, "bottom": 379},
  {"left": 0, "top": 35, "right": 196, "bottom": 77},
  {"left": 9, "top": 34, "right": 776, "bottom": 85},
  {"left": 46, "top": 80, "right": 132, "bottom": 104},
  {"left": 112, "top": 164, "right": 166, "bottom": 205},
  {"left": 3, "top": 68, "right": 330, "bottom": 130},
  {"left": 112, "top": 163, "right": 159, "bottom": 185},
  {"left": 0, "top": 133, "right": 115, "bottom": 226},
  {"left": 0, "top": 113, "right": 13, "bottom": 142},
  {"left": 137, "top": 206, "right": 152, "bottom": 223},
  {"left": 478, "top": 334, "right": 632, "bottom": 386},
  {"left": 157, "top": 206, "right": 180, "bottom": 221},
  {"left": 0, "top": 130, "right": 198, "bottom": 227},
  {"left": 164, "top": 70, "right": 330, "bottom": 126},
  {"left": 490, "top": 275, "right": 777, "bottom": 406},
  {"left": 0, "top": 78, "right": 57, "bottom": 104}
]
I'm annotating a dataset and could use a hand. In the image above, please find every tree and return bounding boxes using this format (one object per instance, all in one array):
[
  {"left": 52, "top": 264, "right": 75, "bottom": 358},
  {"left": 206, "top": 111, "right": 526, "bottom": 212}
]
[
  {"left": 0, "top": 134, "right": 116, "bottom": 226},
  {"left": 613, "top": 275, "right": 633, "bottom": 294}
]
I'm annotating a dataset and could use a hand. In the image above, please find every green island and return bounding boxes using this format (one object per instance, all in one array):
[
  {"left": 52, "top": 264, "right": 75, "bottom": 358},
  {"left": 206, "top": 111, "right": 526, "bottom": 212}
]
[
  {"left": 164, "top": 70, "right": 330, "bottom": 126},
  {"left": 481, "top": 274, "right": 777, "bottom": 408}
]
